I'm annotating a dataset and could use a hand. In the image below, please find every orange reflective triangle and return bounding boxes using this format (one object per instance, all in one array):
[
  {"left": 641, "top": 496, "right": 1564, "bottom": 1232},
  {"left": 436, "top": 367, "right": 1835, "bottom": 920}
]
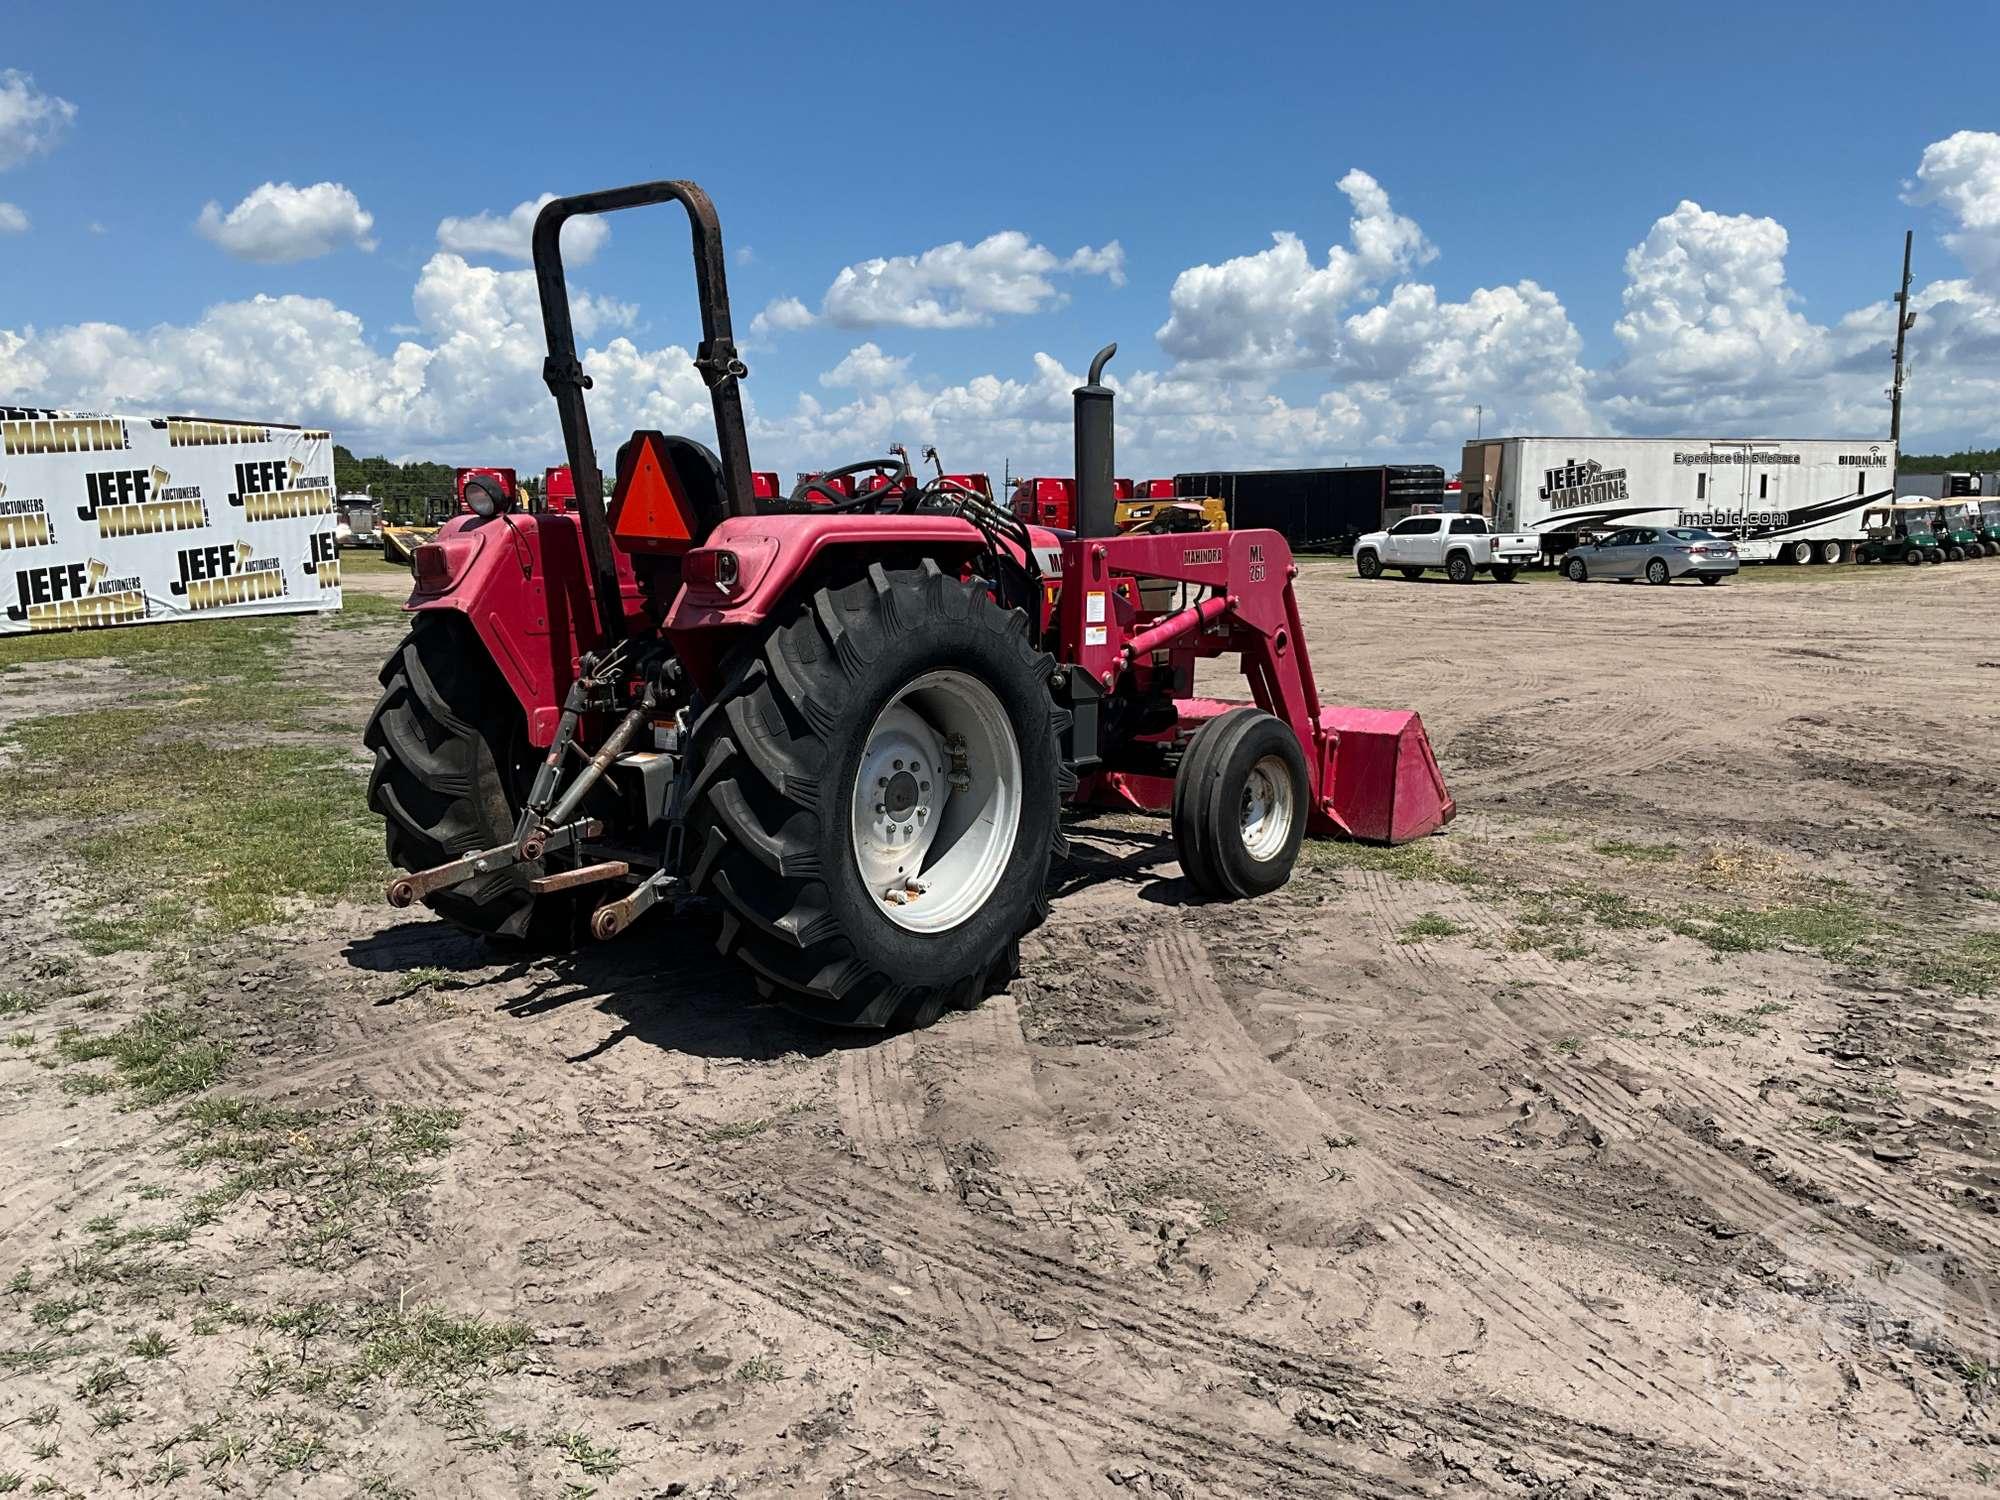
[{"left": 611, "top": 435, "right": 693, "bottom": 549}]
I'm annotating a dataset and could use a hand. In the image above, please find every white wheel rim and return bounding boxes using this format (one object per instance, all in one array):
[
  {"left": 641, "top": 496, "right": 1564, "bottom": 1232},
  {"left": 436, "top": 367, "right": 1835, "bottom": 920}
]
[
  {"left": 1239, "top": 754, "right": 1295, "bottom": 862},
  {"left": 850, "top": 669, "right": 1021, "bottom": 934}
]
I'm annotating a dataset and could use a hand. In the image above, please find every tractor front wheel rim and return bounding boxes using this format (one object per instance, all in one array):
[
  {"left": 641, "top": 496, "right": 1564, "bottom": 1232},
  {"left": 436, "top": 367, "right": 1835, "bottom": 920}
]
[
  {"left": 851, "top": 669, "right": 1022, "bottom": 935},
  {"left": 1239, "top": 755, "right": 1296, "bottom": 862}
]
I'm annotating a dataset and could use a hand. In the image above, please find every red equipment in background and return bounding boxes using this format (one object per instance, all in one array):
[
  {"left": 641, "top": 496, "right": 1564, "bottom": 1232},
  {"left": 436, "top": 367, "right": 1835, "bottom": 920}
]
[
  {"left": 751, "top": 471, "right": 782, "bottom": 501},
  {"left": 543, "top": 466, "right": 575, "bottom": 512},
  {"left": 454, "top": 466, "right": 518, "bottom": 514}
]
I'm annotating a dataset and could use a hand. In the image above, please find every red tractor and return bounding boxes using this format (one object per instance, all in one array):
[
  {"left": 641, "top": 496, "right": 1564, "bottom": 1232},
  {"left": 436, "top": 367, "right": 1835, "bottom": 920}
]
[{"left": 367, "top": 180, "right": 1452, "bottom": 1029}]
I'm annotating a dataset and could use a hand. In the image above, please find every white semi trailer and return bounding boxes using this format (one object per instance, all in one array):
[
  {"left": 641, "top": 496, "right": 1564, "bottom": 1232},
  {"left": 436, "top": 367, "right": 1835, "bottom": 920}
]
[{"left": 1461, "top": 436, "right": 1898, "bottom": 564}]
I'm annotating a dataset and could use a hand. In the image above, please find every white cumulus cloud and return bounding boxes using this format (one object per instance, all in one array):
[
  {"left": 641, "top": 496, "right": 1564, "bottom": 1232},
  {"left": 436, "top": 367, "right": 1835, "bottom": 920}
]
[
  {"left": 0, "top": 202, "right": 26, "bottom": 234},
  {"left": 196, "top": 181, "right": 377, "bottom": 263},
  {"left": 820, "top": 343, "right": 913, "bottom": 389},
  {"left": 1156, "top": 169, "right": 1434, "bottom": 369},
  {"left": 761, "top": 231, "right": 1125, "bottom": 335},
  {"left": 436, "top": 192, "right": 610, "bottom": 265},
  {"left": 0, "top": 70, "right": 75, "bottom": 171},
  {"left": 1906, "top": 130, "right": 2000, "bottom": 293}
]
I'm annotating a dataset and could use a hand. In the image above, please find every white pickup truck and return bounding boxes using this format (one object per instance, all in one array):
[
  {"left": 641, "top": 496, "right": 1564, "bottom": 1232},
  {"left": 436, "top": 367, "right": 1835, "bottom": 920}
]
[{"left": 1354, "top": 513, "right": 1542, "bottom": 583}]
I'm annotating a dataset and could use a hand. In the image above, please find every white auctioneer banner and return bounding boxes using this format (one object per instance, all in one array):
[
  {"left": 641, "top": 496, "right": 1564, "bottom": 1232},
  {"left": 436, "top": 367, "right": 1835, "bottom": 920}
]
[{"left": 0, "top": 408, "right": 342, "bottom": 635}]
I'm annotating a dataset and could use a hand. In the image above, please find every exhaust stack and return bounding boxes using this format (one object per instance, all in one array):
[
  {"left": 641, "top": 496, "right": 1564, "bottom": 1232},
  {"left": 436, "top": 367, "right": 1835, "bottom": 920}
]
[{"left": 1073, "top": 343, "right": 1117, "bottom": 539}]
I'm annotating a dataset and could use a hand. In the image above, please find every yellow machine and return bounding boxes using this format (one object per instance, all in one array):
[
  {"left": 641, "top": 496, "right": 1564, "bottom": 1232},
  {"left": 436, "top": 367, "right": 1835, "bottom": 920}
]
[
  {"left": 1115, "top": 496, "right": 1228, "bottom": 533},
  {"left": 380, "top": 524, "right": 441, "bottom": 565}
]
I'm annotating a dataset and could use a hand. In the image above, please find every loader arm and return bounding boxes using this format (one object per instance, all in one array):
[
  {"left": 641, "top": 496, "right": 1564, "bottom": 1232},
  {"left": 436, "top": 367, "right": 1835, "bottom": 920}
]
[{"left": 532, "top": 182, "right": 758, "bottom": 641}]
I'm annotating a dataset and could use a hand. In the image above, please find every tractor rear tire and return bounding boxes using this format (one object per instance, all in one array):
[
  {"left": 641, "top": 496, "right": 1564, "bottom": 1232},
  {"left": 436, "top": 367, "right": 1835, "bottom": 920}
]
[
  {"left": 365, "top": 613, "right": 587, "bottom": 946},
  {"left": 682, "top": 562, "right": 1070, "bottom": 1029},
  {"left": 1172, "top": 708, "right": 1309, "bottom": 901}
]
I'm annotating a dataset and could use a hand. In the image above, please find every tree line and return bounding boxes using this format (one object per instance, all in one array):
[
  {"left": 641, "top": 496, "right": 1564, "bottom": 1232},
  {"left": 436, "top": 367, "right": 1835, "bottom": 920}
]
[
  {"left": 1898, "top": 448, "right": 2000, "bottom": 474},
  {"left": 332, "top": 445, "right": 545, "bottom": 524}
]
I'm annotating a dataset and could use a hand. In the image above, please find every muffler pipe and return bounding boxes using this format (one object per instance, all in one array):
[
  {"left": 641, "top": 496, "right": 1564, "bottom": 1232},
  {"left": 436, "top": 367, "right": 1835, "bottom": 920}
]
[{"left": 1074, "top": 342, "right": 1117, "bottom": 540}]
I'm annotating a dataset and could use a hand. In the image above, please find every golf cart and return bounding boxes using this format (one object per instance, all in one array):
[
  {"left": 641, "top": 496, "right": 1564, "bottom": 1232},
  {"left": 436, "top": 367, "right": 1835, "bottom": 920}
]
[
  {"left": 1926, "top": 504, "right": 1985, "bottom": 562},
  {"left": 1854, "top": 498, "right": 1945, "bottom": 565}
]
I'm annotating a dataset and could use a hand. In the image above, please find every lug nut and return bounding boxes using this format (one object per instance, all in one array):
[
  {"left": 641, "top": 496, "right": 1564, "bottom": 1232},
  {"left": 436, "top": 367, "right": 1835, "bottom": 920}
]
[{"left": 893, "top": 759, "right": 903, "bottom": 771}]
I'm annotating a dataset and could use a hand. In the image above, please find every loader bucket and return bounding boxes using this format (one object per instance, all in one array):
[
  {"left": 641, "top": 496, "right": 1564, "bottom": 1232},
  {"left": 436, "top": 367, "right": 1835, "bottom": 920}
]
[{"left": 1312, "top": 705, "right": 1454, "bottom": 844}]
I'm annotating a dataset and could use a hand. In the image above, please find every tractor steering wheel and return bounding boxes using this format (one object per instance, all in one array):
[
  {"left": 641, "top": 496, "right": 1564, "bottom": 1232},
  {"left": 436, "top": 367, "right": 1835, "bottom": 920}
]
[{"left": 792, "top": 456, "right": 913, "bottom": 513}]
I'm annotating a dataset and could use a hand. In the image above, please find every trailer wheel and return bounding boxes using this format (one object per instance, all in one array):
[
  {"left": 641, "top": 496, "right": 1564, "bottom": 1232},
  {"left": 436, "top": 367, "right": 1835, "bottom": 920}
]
[
  {"left": 1446, "top": 552, "right": 1475, "bottom": 584},
  {"left": 1787, "top": 541, "right": 1814, "bottom": 565},
  {"left": 1171, "top": 708, "right": 1309, "bottom": 901},
  {"left": 365, "top": 613, "right": 587, "bottom": 946},
  {"left": 1820, "top": 540, "right": 1845, "bottom": 565},
  {"left": 683, "top": 562, "right": 1067, "bottom": 1029},
  {"left": 1355, "top": 550, "right": 1382, "bottom": 579},
  {"left": 1564, "top": 557, "right": 1588, "bottom": 582},
  {"left": 1645, "top": 558, "right": 1670, "bottom": 585}
]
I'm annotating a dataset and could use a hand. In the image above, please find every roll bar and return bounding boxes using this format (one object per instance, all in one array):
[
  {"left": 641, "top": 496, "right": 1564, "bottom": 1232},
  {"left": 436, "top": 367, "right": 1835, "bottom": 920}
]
[{"left": 531, "top": 181, "right": 757, "bottom": 638}]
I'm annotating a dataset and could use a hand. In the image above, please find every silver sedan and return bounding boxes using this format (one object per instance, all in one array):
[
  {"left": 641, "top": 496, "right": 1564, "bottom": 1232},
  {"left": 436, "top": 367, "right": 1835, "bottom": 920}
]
[{"left": 1563, "top": 526, "right": 1740, "bottom": 585}]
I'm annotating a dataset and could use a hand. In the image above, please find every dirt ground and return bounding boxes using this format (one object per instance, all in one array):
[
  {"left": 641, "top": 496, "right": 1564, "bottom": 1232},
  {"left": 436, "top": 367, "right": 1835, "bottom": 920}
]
[{"left": 2, "top": 559, "right": 1998, "bottom": 1498}]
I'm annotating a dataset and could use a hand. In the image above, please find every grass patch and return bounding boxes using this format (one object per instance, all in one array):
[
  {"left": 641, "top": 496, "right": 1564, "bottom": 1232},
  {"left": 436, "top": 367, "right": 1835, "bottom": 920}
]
[
  {"left": 1594, "top": 839, "right": 1679, "bottom": 863},
  {"left": 352, "top": 1302, "right": 530, "bottom": 1401},
  {"left": 1300, "top": 837, "right": 1487, "bottom": 888},
  {"left": 325, "top": 592, "right": 405, "bottom": 629},
  {"left": 1670, "top": 894, "right": 1877, "bottom": 961},
  {"left": 548, "top": 1431, "right": 622, "bottom": 1477},
  {"left": 704, "top": 1119, "right": 771, "bottom": 1143},
  {"left": 0, "top": 614, "right": 298, "bottom": 676},
  {"left": 1396, "top": 913, "right": 1467, "bottom": 943},
  {"left": 1909, "top": 934, "right": 2000, "bottom": 996},
  {"left": 54, "top": 1008, "right": 227, "bottom": 1104},
  {"left": 736, "top": 1355, "right": 785, "bottom": 1384},
  {"left": 173, "top": 1099, "right": 464, "bottom": 1267},
  {"left": 0, "top": 610, "right": 386, "bottom": 953}
]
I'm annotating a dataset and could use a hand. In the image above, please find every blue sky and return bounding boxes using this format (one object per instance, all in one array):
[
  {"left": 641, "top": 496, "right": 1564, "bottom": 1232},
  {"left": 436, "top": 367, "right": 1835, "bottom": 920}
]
[{"left": 5, "top": 1, "right": 1999, "bottom": 477}]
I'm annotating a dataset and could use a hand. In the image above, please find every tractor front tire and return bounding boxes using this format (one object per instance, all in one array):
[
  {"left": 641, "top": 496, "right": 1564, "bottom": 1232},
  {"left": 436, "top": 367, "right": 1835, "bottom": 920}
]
[
  {"left": 683, "top": 562, "right": 1069, "bottom": 1029},
  {"left": 1172, "top": 708, "right": 1309, "bottom": 901},
  {"left": 365, "top": 613, "right": 586, "bottom": 946}
]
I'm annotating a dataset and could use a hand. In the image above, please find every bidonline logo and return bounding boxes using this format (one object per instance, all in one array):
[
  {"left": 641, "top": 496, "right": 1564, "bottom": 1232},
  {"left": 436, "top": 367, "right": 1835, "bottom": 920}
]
[
  {"left": 6, "top": 556, "right": 147, "bottom": 630},
  {"left": 77, "top": 464, "right": 210, "bottom": 537},
  {"left": 0, "top": 480, "right": 56, "bottom": 550},
  {"left": 303, "top": 529, "right": 340, "bottom": 590},
  {"left": 171, "top": 541, "right": 287, "bottom": 609},
  {"left": 227, "top": 457, "right": 334, "bottom": 521}
]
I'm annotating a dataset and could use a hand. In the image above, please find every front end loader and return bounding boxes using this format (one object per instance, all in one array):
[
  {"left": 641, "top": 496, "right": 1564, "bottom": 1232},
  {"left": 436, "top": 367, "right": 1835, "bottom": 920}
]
[{"left": 365, "top": 179, "right": 1454, "bottom": 1028}]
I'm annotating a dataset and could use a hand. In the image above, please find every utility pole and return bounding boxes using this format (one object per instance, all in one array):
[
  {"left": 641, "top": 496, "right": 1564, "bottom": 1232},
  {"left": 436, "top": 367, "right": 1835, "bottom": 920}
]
[
  {"left": 1890, "top": 229, "right": 1915, "bottom": 444},
  {"left": 1475, "top": 403, "right": 1483, "bottom": 440}
]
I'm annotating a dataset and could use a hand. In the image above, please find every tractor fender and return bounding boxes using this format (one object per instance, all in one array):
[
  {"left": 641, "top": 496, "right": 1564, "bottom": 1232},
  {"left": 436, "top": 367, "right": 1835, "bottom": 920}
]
[
  {"left": 404, "top": 512, "right": 642, "bottom": 745},
  {"left": 665, "top": 512, "right": 994, "bottom": 692}
]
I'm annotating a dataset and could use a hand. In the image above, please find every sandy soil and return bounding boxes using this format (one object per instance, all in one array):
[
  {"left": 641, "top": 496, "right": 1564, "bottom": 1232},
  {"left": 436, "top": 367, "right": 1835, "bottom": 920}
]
[{"left": 2, "top": 561, "right": 1997, "bottom": 1497}]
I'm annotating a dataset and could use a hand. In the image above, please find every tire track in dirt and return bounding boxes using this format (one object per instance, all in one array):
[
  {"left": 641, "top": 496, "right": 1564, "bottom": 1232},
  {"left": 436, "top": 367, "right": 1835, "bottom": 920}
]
[
  {"left": 836, "top": 1029, "right": 952, "bottom": 1195},
  {"left": 1140, "top": 929, "right": 1827, "bottom": 1477},
  {"left": 1476, "top": 981, "right": 2000, "bottom": 1350},
  {"left": 381, "top": 1015, "right": 1810, "bottom": 1497}
]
